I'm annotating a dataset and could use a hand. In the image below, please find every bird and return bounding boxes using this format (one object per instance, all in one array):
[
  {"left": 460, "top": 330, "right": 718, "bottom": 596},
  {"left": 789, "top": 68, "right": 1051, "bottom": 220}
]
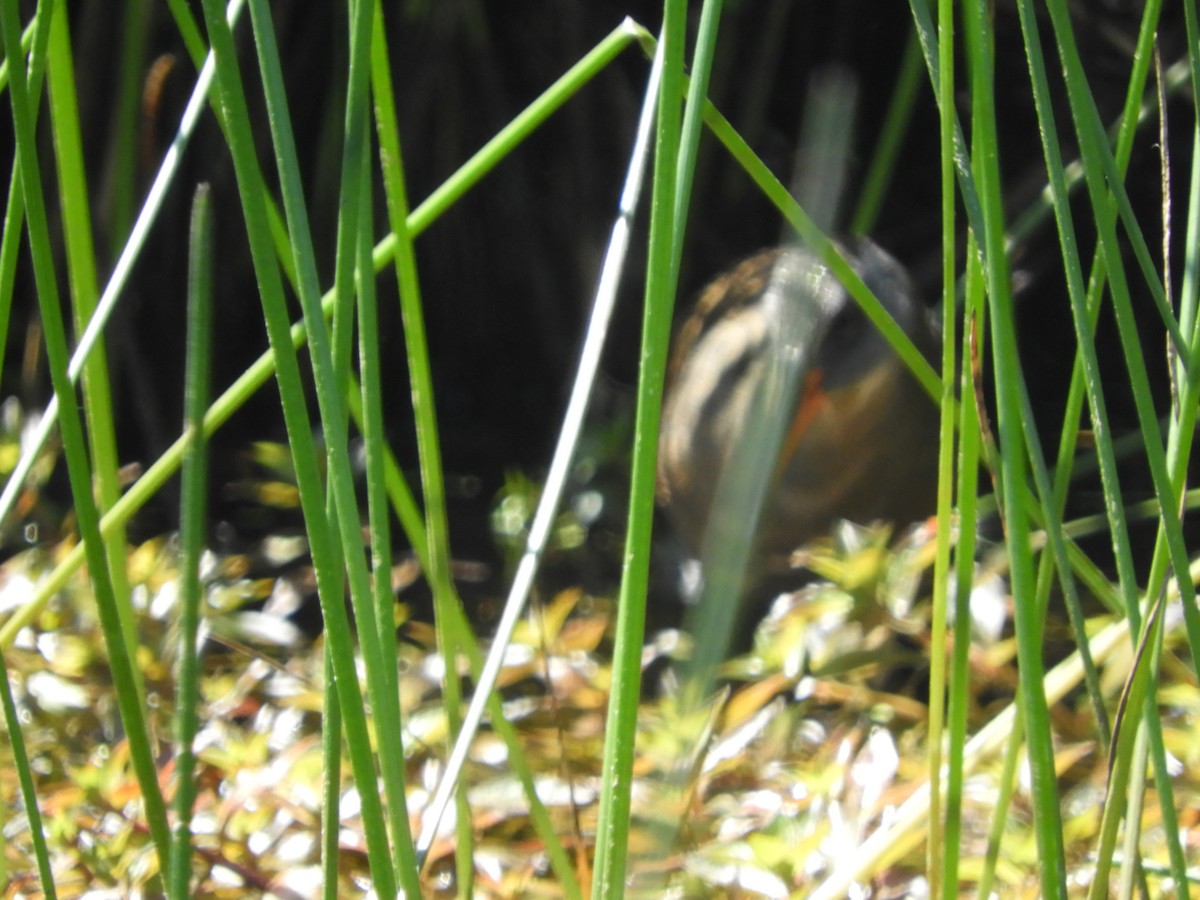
[{"left": 656, "top": 239, "right": 941, "bottom": 575}]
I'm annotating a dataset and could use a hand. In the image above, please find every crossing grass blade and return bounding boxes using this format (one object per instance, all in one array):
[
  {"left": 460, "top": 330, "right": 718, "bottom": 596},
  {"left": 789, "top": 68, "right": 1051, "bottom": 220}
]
[
  {"left": 167, "top": 182, "right": 214, "bottom": 900},
  {"left": 592, "top": 6, "right": 686, "bottom": 892},
  {"left": 46, "top": 0, "right": 138, "bottom": 705},
  {"left": 195, "top": 0, "right": 397, "bottom": 890},
  {"left": 963, "top": 1, "right": 1068, "bottom": 894}
]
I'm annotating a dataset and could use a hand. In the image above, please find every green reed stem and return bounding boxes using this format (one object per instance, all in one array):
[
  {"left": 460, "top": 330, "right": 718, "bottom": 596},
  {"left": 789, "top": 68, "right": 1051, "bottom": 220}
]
[
  {"left": 168, "top": 183, "right": 214, "bottom": 900},
  {"left": 593, "top": 8, "right": 683, "bottom": 894},
  {"left": 197, "top": 0, "right": 396, "bottom": 890},
  {"left": 962, "top": 0, "right": 1067, "bottom": 892}
]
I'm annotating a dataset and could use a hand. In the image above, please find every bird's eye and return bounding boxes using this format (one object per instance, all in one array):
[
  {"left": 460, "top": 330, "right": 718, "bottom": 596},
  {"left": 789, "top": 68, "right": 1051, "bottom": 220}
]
[{"left": 822, "top": 302, "right": 862, "bottom": 357}]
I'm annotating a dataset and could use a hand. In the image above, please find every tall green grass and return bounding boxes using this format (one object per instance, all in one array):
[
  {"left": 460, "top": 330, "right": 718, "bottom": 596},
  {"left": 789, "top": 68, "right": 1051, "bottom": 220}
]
[{"left": 0, "top": 0, "right": 1196, "bottom": 896}]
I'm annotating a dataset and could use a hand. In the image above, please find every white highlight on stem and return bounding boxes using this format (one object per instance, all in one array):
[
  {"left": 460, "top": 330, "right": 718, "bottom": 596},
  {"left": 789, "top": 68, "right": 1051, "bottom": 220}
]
[{"left": 413, "top": 31, "right": 665, "bottom": 864}]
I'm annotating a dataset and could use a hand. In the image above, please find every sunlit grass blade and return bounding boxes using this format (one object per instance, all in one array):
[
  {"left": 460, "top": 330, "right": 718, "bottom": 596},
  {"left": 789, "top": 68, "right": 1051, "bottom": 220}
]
[
  {"left": 0, "top": 10, "right": 36, "bottom": 92},
  {"left": 1007, "top": 0, "right": 1115, "bottom": 759},
  {"left": 0, "top": 31, "right": 57, "bottom": 840},
  {"left": 1013, "top": 2, "right": 1192, "bottom": 892},
  {"left": 352, "top": 137, "right": 419, "bottom": 889},
  {"left": 167, "top": 183, "right": 214, "bottom": 900},
  {"left": 907, "top": 0, "right": 985, "bottom": 251},
  {"left": 670, "top": 0, "right": 722, "bottom": 269},
  {"left": 977, "top": 690, "right": 1024, "bottom": 899},
  {"left": 319, "top": 647, "right": 341, "bottom": 900},
  {"left": 0, "top": 642, "right": 55, "bottom": 897},
  {"left": 195, "top": 0, "right": 395, "bottom": 892},
  {"left": 0, "top": 175, "right": 23, "bottom": 380},
  {"left": 46, "top": 0, "right": 138, "bottom": 700},
  {"left": 318, "top": 0, "right": 410, "bottom": 883},
  {"left": 939, "top": 241, "right": 984, "bottom": 897},
  {"left": 1014, "top": 0, "right": 1153, "bottom": 640},
  {"left": 162, "top": 0, "right": 207, "bottom": 70},
  {"left": 593, "top": 6, "right": 685, "bottom": 893},
  {"left": 0, "top": 0, "right": 53, "bottom": 417},
  {"left": 928, "top": 0, "right": 957, "bottom": 891},
  {"left": 161, "top": 0, "right": 298, "bottom": 292},
  {"left": 0, "top": 168, "right": 34, "bottom": 900},
  {"left": 1036, "top": 12, "right": 1199, "bottom": 889},
  {"left": 962, "top": 0, "right": 1067, "bottom": 894},
  {"left": 356, "top": 0, "right": 471, "bottom": 880},
  {"left": 0, "top": 0, "right": 171, "bottom": 876},
  {"left": 1041, "top": 0, "right": 1195, "bottom": 629},
  {"left": 367, "top": 0, "right": 454, "bottom": 656}
]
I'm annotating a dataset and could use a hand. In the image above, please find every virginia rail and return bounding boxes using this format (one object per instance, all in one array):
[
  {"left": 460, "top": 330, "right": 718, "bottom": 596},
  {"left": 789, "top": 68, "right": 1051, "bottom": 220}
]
[{"left": 657, "top": 240, "right": 941, "bottom": 574}]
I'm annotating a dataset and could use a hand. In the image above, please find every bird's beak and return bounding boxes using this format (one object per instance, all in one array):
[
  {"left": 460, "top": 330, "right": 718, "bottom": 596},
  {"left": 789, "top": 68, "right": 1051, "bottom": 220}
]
[{"left": 778, "top": 367, "right": 828, "bottom": 477}]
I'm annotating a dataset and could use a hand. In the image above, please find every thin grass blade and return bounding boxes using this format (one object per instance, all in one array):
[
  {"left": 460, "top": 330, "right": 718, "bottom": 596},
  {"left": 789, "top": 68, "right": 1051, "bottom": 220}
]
[
  {"left": 195, "top": 0, "right": 396, "bottom": 890},
  {"left": 593, "top": 8, "right": 684, "bottom": 892},
  {"left": 167, "top": 183, "right": 214, "bottom": 900}
]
